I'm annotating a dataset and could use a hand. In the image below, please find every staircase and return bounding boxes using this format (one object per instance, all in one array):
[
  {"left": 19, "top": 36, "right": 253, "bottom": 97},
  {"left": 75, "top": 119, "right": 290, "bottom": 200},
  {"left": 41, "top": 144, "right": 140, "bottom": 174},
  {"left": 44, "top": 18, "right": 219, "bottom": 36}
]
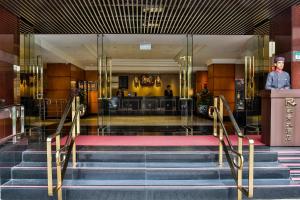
[
  {"left": 278, "top": 150, "right": 300, "bottom": 183},
  {"left": 1, "top": 147, "right": 300, "bottom": 200}
]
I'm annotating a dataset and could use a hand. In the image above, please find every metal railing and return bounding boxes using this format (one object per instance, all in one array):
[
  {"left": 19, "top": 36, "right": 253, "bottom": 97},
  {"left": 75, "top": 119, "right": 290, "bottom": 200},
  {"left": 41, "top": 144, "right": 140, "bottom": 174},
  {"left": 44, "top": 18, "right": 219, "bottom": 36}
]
[
  {"left": 46, "top": 94, "right": 83, "bottom": 200},
  {"left": 209, "top": 95, "right": 254, "bottom": 200},
  {"left": 0, "top": 104, "right": 25, "bottom": 144}
]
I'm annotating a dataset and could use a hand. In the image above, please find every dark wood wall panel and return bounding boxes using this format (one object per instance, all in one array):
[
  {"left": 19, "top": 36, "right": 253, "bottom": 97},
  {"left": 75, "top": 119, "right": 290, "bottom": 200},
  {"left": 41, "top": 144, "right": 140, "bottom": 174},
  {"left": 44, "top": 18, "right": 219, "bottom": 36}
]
[
  {"left": 270, "top": 7, "right": 292, "bottom": 74},
  {"left": 46, "top": 63, "right": 83, "bottom": 117},
  {"left": 46, "top": 90, "right": 70, "bottom": 99},
  {"left": 0, "top": 7, "right": 19, "bottom": 139},
  {"left": 85, "top": 71, "right": 98, "bottom": 81},
  {"left": 270, "top": 5, "right": 300, "bottom": 89},
  {"left": 47, "top": 77, "right": 71, "bottom": 90},
  {"left": 291, "top": 6, "right": 300, "bottom": 89},
  {"left": 71, "top": 64, "right": 85, "bottom": 81},
  {"left": 207, "top": 64, "right": 235, "bottom": 114},
  {"left": 213, "top": 78, "right": 235, "bottom": 90},
  {"left": 46, "top": 64, "right": 70, "bottom": 76},
  {"left": 195, "top": 71, "right": 208, "bottom": 93},
  {"left": 212, "top": 64, "right": 235, "bottom": 77},
  {"left": 85, "top": 70, "right": 98, "bottom": 114}
]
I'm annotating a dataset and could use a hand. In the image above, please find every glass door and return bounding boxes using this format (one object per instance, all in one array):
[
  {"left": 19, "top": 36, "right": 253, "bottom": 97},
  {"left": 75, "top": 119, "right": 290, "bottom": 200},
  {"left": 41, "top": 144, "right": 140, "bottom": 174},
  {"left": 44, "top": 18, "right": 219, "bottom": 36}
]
[
  {"left": 241, "top": 35, "right": 269, "bottom": 134},
  {"left": 178, "top": 35, "right": 193, "bottom": 135},
  {"left": 97, "top": 34, "right": 112, "bottom": 135}
]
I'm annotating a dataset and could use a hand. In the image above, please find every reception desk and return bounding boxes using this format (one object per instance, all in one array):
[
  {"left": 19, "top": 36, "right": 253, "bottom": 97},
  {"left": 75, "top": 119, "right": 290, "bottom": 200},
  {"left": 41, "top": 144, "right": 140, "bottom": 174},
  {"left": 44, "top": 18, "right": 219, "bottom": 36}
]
[{"left": 261, "top": 89, "right": 300, "bottom": 146}]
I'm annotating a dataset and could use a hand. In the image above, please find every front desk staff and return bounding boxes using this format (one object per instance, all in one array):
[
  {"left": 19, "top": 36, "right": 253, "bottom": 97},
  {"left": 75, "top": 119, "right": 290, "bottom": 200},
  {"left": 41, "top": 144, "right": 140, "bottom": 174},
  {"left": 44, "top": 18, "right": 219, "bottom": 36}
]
[{"left": 265, "top": 56, "right": 291, "bottom": 90}]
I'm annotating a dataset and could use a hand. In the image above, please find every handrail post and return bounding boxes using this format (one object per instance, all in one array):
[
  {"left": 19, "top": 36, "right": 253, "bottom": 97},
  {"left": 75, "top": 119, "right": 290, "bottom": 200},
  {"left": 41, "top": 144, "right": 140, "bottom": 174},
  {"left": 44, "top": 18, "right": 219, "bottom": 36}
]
[
  {"left": 20, "top": 106, "right": 25, "bottom": 134},
  {"left": 56, "top": 135, "right": 63, "bottom": 200},
  {"left": 248, "top": 139, "right": 254, "bottom": 198},
  {"left": 219, "top": 98, "right": 223, "bottom": 166},
  {"left": 238, "top": 137, "right": 243, "bottom": 200},
  {"left": 76, "top": 96, "right": 80, "bottom": 136},
  {"left": 46, "top": 138, "right": 53, "bottom": 196},
  {"left": 213, "top": 97, "right": 218, "bottom": 137},
  {"left": 72, "top": 97, "right": 77, "bottom": 168},
  {"left": 11, "top": 106, "right": 17, "bottom": 144}
]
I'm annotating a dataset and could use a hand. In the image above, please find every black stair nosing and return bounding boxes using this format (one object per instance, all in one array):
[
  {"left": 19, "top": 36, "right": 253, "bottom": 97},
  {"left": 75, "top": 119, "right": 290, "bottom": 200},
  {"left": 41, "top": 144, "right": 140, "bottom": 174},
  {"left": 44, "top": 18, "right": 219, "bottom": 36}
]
[
  {"left": 21, "top": 151, "right": 278, "bottom": 163},
  {"left": 11, "top": 167, "right": 290, "bottom": 180},
  {"left": 2, "top": 178, "right": 292, "bottom": 187},
  {"left": 2, "top": 184, "right": 300, "bottom": 200},
  {"left": 14, "top": 161, "right": 283, "bottom": 169},
  {"left": 278, "top": 160, "right": 300, "bottom": 163}
]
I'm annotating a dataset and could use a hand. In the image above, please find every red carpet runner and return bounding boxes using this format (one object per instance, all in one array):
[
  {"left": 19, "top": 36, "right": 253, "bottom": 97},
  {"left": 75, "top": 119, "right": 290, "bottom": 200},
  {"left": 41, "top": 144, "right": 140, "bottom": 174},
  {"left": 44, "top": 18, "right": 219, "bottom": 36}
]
[{"left": 59, "top": 135, "right": 264, "bottom": 146}]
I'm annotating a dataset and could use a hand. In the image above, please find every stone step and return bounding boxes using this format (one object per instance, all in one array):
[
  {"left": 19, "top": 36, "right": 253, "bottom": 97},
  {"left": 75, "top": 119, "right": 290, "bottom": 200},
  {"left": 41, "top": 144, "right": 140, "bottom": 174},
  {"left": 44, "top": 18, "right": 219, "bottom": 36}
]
[
  {"left": 21, "top": 150, "right": 278, "bottom": 163},
  {"left": 11, "top": 166, "right": 290, "bottom": 180},
  {"left": 16, "top": 161, "right": 281, "bottom": 169},
  {"left": 278, "top": 157, "right": 300, "bottom": 163},
  {"left": 2, "top": 181, "right": 300, "bottom": 200}
]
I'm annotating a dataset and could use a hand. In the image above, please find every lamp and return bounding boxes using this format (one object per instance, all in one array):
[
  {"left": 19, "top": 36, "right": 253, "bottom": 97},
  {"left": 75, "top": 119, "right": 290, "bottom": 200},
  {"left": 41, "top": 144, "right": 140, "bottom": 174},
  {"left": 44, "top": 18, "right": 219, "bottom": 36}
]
[
  {"left": 155, "top": 75, "right": 161, "bottom": 87},
  {"left": 134, "top": 76, "right": 139, "bottom": 88}
]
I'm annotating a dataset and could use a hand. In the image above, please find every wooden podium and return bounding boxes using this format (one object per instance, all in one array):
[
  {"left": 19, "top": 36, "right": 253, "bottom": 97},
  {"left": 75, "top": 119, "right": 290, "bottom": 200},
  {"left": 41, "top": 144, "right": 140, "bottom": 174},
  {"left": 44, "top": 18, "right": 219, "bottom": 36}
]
[{"left": 261, "top": 89, "right": 300, "bottom": 146}]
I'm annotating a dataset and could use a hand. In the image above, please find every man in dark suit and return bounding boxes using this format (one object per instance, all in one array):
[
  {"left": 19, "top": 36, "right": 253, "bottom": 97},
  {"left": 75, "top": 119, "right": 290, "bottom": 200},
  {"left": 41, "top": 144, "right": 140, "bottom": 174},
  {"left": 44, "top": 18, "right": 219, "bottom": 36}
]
[
  {"left": 164, "top": 85, "right": 173, "bottom": 97},
  {"left": 164, "top": 85, "right": 173, "bottom": 111}
]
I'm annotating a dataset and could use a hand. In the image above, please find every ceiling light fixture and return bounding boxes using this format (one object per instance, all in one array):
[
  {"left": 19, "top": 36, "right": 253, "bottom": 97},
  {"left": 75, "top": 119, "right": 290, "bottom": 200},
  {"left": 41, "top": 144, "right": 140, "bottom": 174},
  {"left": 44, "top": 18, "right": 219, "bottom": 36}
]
[
  {"left": 142, "top": 23, "right": 160, "bottom": 27},
  {"left": 140, "top": 43, "right": 151, "bottom": 51},
  {"left": 143, "top": 7, "right": 163, "bottom": 13}
]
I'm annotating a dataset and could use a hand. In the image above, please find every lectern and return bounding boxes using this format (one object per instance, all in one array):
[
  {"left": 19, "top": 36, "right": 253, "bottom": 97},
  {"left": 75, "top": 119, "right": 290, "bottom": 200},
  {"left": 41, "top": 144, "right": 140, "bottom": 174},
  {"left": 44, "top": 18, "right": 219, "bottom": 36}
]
[{"left": 261, "top": 89, "right": 300, "bottom": 146}]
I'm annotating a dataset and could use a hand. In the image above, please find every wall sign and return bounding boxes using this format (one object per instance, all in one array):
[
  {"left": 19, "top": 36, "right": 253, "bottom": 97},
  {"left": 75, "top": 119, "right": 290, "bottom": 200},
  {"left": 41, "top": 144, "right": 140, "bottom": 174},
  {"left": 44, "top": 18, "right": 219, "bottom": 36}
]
[
  {"left": 294, "top": 51, "right": 300, "bottom": 61},
  {"left": 284, "top": 98, "right": 297, "bottom": 142}
]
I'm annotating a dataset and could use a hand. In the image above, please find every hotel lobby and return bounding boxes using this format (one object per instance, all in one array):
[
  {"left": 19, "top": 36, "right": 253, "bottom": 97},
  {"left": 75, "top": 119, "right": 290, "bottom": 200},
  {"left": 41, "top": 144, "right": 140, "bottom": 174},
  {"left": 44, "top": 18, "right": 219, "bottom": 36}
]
[{"left": 1, "top": 1, "right": 300, "bottom": 200}]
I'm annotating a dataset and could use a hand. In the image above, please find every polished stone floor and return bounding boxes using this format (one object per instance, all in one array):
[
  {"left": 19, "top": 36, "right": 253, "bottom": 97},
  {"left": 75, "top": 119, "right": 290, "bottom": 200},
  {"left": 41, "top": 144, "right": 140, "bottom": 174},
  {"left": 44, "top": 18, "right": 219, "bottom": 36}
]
[{"left": 26, "top": 115, "right": 214, "bottom": 126}]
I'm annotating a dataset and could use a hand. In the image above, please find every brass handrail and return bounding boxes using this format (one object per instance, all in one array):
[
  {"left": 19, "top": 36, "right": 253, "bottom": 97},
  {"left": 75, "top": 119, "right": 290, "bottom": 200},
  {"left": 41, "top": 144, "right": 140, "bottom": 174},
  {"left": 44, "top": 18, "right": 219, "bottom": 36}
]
[
  {"left": 46, "top": 93, "right": 82, "bottom": 200},
  {"left": 0, "top": 105, "right": 25, "bottom": 144},
  {"left": 209, "top": 95, "right": 254, "bottom": 200}
]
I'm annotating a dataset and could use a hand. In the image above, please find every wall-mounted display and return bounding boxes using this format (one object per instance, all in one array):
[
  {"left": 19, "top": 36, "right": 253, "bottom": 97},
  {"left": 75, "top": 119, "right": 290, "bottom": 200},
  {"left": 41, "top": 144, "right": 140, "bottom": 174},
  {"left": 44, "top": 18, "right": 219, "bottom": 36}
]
[
  {"left": 140, "top": 75, "right": 155, "bottom": 86},
  {"left": 119, "top": 76, "right": 128, "bottom": 89}
]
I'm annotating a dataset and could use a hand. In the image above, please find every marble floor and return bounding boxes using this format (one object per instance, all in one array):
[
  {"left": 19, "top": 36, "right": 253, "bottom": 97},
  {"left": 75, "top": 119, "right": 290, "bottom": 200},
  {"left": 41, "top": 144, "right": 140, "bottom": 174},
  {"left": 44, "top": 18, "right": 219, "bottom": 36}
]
[
  {"left": 26, "top": 115, "right": 215, "bottom": 127},
  {"left": 79, "top": 116, "right": 214, "bottom": 126}
]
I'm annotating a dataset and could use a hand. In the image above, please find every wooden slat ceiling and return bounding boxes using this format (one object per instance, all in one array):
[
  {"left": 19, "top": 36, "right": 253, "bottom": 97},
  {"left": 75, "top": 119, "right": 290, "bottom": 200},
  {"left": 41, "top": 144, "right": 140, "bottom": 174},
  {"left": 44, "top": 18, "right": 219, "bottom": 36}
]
[{"left": 1, "top": 0, "right": 300, "bottom": 34}]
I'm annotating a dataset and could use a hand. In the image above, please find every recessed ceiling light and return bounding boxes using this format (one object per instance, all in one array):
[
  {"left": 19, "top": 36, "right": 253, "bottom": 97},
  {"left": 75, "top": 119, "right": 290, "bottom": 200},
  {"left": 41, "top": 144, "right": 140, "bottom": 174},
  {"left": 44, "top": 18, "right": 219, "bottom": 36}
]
[
  {"left": 142, "top": 23, "right": 159, "bottom": 27},
  {"left": 143, "top": 7, "right": 163, "bottom": 13},
  {"left": 140, "top": 43, "right": 151, "bottom": 51}
]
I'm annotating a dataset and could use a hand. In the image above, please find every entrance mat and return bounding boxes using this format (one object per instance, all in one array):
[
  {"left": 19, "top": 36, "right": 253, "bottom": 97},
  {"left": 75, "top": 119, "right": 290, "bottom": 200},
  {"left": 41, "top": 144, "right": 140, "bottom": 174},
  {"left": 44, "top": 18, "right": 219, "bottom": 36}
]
[{"left": 58, "top": 135, "right": 264, "bottom": 146}]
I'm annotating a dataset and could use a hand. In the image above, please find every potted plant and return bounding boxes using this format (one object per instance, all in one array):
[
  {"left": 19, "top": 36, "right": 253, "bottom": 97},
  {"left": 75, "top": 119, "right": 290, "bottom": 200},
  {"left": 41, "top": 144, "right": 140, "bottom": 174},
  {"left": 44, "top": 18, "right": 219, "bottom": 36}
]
[{"left": 197, "top": 89, "right": 213, "bottom": 116}]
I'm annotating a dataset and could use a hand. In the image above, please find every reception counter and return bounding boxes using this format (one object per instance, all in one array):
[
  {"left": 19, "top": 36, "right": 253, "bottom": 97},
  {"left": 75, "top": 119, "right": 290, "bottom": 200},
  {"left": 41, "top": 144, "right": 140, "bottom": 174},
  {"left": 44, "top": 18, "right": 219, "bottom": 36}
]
[
  {"left": 261, "top": 89, "right": 300, "bottom": 146},
  {"left": 98, "top": 96, "right": 194, "bottom": 115}
]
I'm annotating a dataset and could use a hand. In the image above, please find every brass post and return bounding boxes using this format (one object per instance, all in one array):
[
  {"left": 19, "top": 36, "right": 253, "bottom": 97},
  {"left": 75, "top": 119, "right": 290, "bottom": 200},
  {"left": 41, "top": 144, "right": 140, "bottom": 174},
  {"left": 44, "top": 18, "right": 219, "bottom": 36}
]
[
  {"left": 213, "top": 97, "right": 218, "bottom": 137},
  {"left": 252, "top": 56, "right": 255, "bottom": 98},
  {"left": 12, "top": 106, "right": 17, "bottom": 144},
  {"left": 237, "top": 137, "right": 243, "bottom": 200},
  {"left": 76, "top": 96, "right": 80, "bottom": 136},
  {"left": 20, "top": 106, "right": 25, "bottom": 134},
  {"left": 72, "top": 97, "right": 76, "bottom": 168},
  {"left": 244, "top": 57, "right": 248, "bottom": 100},
  {"left": 219, "top": 98, "right": 223, "bottom": 166},
  {"left": 248, "top": 139, "right": 254, "bottom": 198},
  {"left": 46, "top": 138, "right": 53, "bottom": 196},
  {"left": 56, "top": 135, "right": 63, "bottom": 200},
  {"left": 109, "top": 58, "right": 112, "bottom": 99}
]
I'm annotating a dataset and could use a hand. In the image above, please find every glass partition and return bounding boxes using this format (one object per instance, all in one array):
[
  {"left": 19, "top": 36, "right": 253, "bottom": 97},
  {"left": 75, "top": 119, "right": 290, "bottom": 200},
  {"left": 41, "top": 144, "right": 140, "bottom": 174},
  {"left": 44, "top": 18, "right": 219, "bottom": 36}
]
[
  {"left": 97, "top": 34, "right": 112, "bottom": 135},
  {"left": 241, "top": 35, "right": 270, "bottom": 134},
  {"left": 178, "top": 34, "right": 194, "bottom": 135}
]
